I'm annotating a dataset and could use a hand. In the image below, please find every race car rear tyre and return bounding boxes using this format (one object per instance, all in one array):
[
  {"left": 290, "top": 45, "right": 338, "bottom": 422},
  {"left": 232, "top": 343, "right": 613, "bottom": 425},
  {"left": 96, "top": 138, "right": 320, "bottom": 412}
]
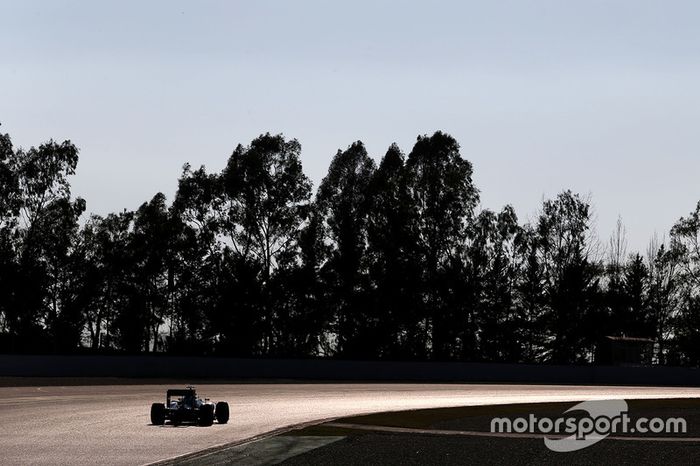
[
  {"left": 150, "top": 403, "right": 166, "bottom": 425},
  {"left": 198, "top": 404, "right": 215, "bottom": 426},
  {"left": 216, "top": 402, "right": 229, "bottom": 424}
]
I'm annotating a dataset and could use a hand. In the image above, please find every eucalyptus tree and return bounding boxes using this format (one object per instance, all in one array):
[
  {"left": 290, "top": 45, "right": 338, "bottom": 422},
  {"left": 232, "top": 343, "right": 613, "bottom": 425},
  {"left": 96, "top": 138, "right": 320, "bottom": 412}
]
[
  {"left": 645, "top": 237, "right": 680, "bottom": 364},
  {"left": 404, "top": 131, "right": 479, "bottom": 359},
  {"left": 267, "top": 206, "right": 329, "bottom": 356},
  {"left": 623, "top": 253, "right": 652, "bottom": 336},
  {"left": 171, "top": 164, "right": 224, "bottom": 352},
  {"left": 366, "top": 144, "right": 424, "bottom": 358},
  {"left": 37, "top": 196, "right": 86, "bottom": 350},
  {"left": 173, "top": 163, "right": 223, "bottom": 260},
  {"left": 604, "top": 218, "right": 630, "bottom": 336},
  {"left": 671, "top": 202, "right": 700, "bottom": 292},
  {"left": 0, "top": 129, "right": 19, "bottom": 344},
  {"left": 222, "top": 134, "right": 312, "bottom": 279},
  {"left": 0, "top": 129, "right": 19, "bottom": 224},
  {"left": 218, "top": 134, "right": 313, "bottom": 354},
  {"left": 513, "top": 225, "right": 548, "bottom": 362},
  {"left": 0, "top": 134, "right": 85, "bottom": 350},
  {"left": 76, "top": 213, "right": 132, "bottom": 350},
  {"left": 316, "top": 141, "right": 376, "bottom": 356},
  {"left": 122, "top": 193, "right": 174, "bottom": 352},
  {"left": 535, "top": 191, "right": 602, "bottom": 364},
  {"left": 670, "top": 202, "right": 700, "bottom": 364},
  {"left": 470, "top": 206, "right": 522, "bottom": 362}
]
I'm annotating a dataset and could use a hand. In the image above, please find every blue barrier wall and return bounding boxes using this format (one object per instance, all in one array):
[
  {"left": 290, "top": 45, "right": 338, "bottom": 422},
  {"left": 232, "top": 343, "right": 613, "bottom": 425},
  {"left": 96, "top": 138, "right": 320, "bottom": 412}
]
[{"left": 1, "top": 355, "right": 699, "bottom": 386}]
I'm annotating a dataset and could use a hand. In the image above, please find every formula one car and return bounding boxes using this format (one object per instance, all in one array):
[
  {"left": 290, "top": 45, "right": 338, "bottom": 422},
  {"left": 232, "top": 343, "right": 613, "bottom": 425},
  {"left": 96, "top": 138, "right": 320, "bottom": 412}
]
[{"left": 150, "top": 386, "right": 229, "bottom": 426}]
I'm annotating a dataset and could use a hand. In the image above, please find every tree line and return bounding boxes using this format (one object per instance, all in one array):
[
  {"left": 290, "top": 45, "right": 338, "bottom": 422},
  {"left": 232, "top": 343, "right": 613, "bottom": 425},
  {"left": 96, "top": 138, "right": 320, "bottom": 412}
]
[{"left": 1, "top": 127, "right": 700, "bottom": 365}]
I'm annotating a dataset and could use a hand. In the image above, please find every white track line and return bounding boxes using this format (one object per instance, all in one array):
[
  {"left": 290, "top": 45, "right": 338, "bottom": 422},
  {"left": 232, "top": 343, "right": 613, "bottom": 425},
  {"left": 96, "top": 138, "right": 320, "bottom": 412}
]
[{"left": 326, "top": 422, "right": 700, "bottom": 443}]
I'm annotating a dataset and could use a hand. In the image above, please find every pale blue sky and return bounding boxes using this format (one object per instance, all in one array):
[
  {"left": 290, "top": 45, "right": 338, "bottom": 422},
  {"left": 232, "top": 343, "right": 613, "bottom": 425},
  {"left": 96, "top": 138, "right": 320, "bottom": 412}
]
[{"left": 2, "top": 0, "right": 699, "bottom": 252}]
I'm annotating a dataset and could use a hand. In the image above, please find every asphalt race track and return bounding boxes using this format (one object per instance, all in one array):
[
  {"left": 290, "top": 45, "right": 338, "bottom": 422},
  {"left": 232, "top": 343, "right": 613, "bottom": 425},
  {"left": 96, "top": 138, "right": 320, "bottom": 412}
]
[{"left": 1, "top": 383, "right": 700, "bottom": 465}]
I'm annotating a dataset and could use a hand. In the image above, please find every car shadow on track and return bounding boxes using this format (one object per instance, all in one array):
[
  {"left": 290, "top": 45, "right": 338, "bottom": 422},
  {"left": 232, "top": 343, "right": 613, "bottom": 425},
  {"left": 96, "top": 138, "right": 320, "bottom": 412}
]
[{"left": 149, "top": 423, "right": 210, "bottom": 428}]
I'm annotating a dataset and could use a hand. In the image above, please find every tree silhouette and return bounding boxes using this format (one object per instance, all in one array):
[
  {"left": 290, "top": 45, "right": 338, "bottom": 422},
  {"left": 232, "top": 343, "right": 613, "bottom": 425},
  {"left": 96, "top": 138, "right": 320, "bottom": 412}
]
[
  {"left": 535, "top": 191, "right": 601, "bottom": 364},
  {"left": 219, "top": 134, "right": 313, "bottom": 355},
  {"left": 221, "top": 134, "right": 312, "bottom": 281},
  {"left": 670, "top": 203, "right": 700, "bottom": 364},
  {"left": 471, "top": 206, "right": 522, "bottom": 362},
  {"left": 171, "top": 163, "right": 222, "bottom": 353},
  {"left": 366, "top": 144, "right": 424, "bottom": 358},
  {"left": 0, "top": 133, "right": 84, "bottom": 352},
  {"left": 404, "top": 131, "right": 479, "bottom": 359},
  {"left": 2, "top": 126, "right": 700, "bottom": 368},
  {"left": 646, "top": 239, "right": 679, "bottom": 365},
  {"left": 316, "top": 141, "right": 375, "bottom": 356}
]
